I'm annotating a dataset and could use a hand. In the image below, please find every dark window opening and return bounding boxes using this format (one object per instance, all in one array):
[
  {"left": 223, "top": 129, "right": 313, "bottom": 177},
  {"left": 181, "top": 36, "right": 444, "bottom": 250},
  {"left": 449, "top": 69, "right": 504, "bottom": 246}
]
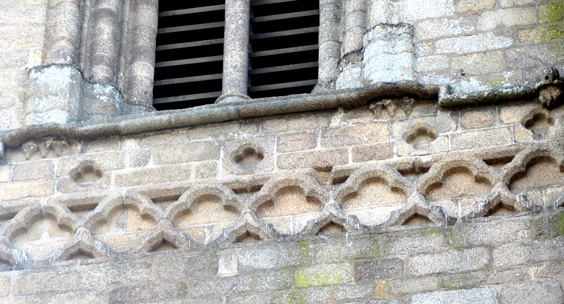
[
  {"left": 154, "top": 0, "right": 225, "bottom": 110},
  {"left": 249, "top": 0, "right": 319, "bottom": 99}
]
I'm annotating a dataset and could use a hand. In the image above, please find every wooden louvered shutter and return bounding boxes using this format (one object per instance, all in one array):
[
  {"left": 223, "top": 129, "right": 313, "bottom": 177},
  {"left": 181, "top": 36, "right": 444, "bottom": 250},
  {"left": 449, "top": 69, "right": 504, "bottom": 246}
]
[
  {"left": 153, "top": 1, "right": 225, "bottom": 110},
  {"left": 249, "top": 0, "right": 320, "bottom": 98}
]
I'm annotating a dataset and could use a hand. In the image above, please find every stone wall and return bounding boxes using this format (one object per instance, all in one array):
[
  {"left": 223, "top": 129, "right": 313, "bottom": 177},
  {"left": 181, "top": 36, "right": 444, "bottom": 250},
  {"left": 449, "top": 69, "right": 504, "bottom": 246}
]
[
  {"left": 0, "top": 96, "right": 563, "bottom": 303},
  {"left": 329, "top": 0, "right": 564, "bottom": 94},
  {"left": 0, "top": 210, "right": 562, "bottom": 303},
  {"left": 0, "top": 0, "right": 46, "bottom": 131},
  {"left": 0, "top": 0, "right": 562, "bottom": 303},
  {"left": 0, "top": 0, "right": 562, "bottom": 130}
]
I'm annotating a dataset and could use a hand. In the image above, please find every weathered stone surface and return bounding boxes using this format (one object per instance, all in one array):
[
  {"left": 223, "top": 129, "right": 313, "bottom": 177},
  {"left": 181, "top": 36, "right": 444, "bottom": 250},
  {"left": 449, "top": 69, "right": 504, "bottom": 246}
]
[
  {"left": 0, "top": 179, "right": 54, "bottom": 200},
  {"left": 153, "top": 142, "right": 220, "bottom": 165},
  {"left": 451, "top": 128, "right": 512, "bottom": 150},
  {"left": 453, "top": 51, "right": 506, "bottom": 75},
  {"left": 533, "top": 210, "right": 564, "bottom": 239},
  {"left": 400, "top": 0, "right": 455, "bottom": 22},
  {"left": 194, "top": 161, "right": 218, "bottom": 180},
  {"left": 384, "top": 229, "right": 448, "bottom": 256},
  {"left": 388, "top": 277, "right": 438, "bottom": 295},
  {"left": 460, "top": 109, "right": 495, "bottom": 129},
  {"left": 507, "top": 43, "right": 564, "bottom": 69},
  {"left": 518, "top": 24, "right": 564, "bottom": 44},
  {"left": 0, "top": 1, "right": 563, "bottom": 303},
  {"left": 277, "top": 148, "right": 348, "bottom": 169},
  {"left": 452, "top": 218, "right": 531, "bottom": 247},
  {"left": 0, "top": 297, "right": 43, "bottom": 304},
  {"left": 498, "top": 0, "right": 535, "bottom": 7},
  {"left": 14, "top": 270, "right": 83, "bottom": 296},
  {"left": 408, "top": 247, "right": 490, "bottom": 276},
  {"left": 418, "top": 55, "right": 450, "bottom": 72},
  {"left": 81, "top": 136, "right": 120, "bottom": 153},
  {"left": 435, "top": 32, "right": 513, "bottom": 54},
  {"left": 355, "top": 258, "right": 404, "bottom": 281},
  {"left": 56, "top": 152, "right": 125, "bottom": 177},
  {"left": 252, "top": 269, "right": 294, "bottom": 292},
  {"left": 493, "top": 238, "right": 564, "bottom": 268},
  {"left": 500, "top": 280, "right": 564, "bottom": 304},
  {"left": 191, "top": 274, "right": 254, "bottom": 297},
  {"left": 295, "top": 263, "right": 353, "bottom": 288},
  {"left": 456, "top": 0, "right": 494, "bottom": 12},
  {"left": 321, "top": 124, "right": 389, "bottom": 148},
  {"left": 0, "top": 274, "right": 10, "bottom": 297},
  {"left": 114, "top": 163, "right": 192, "bottom": 187},
  {"left": 477, "top": 7, "right": 537, "bottom": 31},
  {"left": 277, "top": 131, "right": 318, "bottom": 153},
  {"left": 352, "top": 143, "right": 393, "bottom": 162},
  {"left": 136, "top": 130, "right": 185, "bottom": 148},
  {"left": 261, "top": 114, "right": 331, "bottom": 133},
  {"left": 47, "top": 292, "right": 108, "bottom": 304},
  {"left": 0, "top": 165, "right": 10, "bottom": 183},
  {"left": 411, "top": 288, "right": 497, "bottom": 304},
  {"left": 109, "top": 281, "right": 187, "bottom": 304},
  {"left": 439, "top": 268, "right": 530, "bottom": 290},
  {"left": 12, "top": 160, "right": 53, "bottom": 181},
  {"left": 416, "top": 17, "right": 474, "bottom": 40},
  {"left": 540, "top": 1, "right": 563, "bottom": 23},
  {"left": 237, "top": 243, "right": 311, "bottom": 271},
  {"left": 313, "top": 236, "right": 379, "bottom": 263}
]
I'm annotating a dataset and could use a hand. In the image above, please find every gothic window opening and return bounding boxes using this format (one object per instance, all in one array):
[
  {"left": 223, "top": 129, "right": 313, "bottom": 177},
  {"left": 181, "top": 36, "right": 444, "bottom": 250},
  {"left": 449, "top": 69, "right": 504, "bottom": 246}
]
[
  {"left": 249, "top": 0, "right": 320, "bottom": 99},
  {"left": 153, "top": 0, "right": 225, "bottom": 110}
]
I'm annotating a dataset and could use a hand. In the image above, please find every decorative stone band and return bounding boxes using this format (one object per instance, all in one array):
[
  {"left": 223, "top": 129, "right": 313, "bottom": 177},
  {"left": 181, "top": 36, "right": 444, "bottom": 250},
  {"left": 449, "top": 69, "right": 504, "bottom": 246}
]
[{"left": 0, "top": 143, "right": 561, "bottom": 267}]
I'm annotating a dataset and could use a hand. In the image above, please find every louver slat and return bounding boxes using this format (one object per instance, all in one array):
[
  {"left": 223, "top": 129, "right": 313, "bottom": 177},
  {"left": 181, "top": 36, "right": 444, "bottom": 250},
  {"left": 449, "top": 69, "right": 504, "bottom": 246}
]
[
  {"left": 153, "top": 1, "right": 225, "bottom": 110},
  {"left": 249, "top": 0, "right": 319, "bottom": 99}
]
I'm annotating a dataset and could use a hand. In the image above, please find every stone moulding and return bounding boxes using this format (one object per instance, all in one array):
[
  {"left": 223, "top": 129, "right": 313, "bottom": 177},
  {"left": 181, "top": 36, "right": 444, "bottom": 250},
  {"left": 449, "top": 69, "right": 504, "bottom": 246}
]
[
  {"left": 0, "top": 143, "right": 561, "bottom": 267},
  {"left": 2, "top": 66, "right": 562, "bottom": 155}
]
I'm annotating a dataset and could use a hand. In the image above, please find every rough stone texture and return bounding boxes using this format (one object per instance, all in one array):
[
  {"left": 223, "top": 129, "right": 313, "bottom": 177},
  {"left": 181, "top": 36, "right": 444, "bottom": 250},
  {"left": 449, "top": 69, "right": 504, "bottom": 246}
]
[
  {"left": 500, "top": 280, "right": 564, "bottom": 304},
  {"left": 435, "top": 32, "right": 514, "bottom": 55},
  {"left": 321, "top": 124, "right": 389, "bottom": 147},
  {"left": 153, "top": 142, "right": 221, "bottom": 165},
  {"left": 408, "top": 248, "right": 490, "bottom": 276},
  {"left": 352, "top": 143, "right": 393, "bottom": 162},
  {"left": 0, "top": 0, "right": 562, "bottom": 303},
  {"left": 493, "top": 238, "right": 564, "bottom": 268},
  {"left": 277, "top": 132, "right": 318, "bottom": 153},
  {"left": 460, "top": 109, "right": 496, "bottom": 129},
  {"left": 295, "top": 263, "right": 354, "bottom": 287},
  {"left": 277, "top": 148, "right": 348, "bottom": 169},
  {"left": 451, "top": 128, "right": 512, "bottom": 150},
  {"left": 452, "top": 51, "right": 505, "bottom": 75},
  {"left": 411, "top": 288, "right": 497, "bottom": 304},
  {"left": 355, "top": 258, "right": 404, "bottom": 281},
  {"left": 363, "top": 24, "right": 416, "bottom": 83}
]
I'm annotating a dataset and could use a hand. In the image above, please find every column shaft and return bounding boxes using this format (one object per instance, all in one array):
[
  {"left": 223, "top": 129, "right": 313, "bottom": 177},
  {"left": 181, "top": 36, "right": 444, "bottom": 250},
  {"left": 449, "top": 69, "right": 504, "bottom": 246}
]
[{"left": 219, "top": 0, "right": 250, "bottom": 102}]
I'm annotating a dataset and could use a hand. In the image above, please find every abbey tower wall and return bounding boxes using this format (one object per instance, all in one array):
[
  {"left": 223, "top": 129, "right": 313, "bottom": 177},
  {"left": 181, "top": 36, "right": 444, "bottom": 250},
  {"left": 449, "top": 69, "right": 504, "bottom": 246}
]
[{"left": 0, "top": 0, "right": 562, "bottom": 303}]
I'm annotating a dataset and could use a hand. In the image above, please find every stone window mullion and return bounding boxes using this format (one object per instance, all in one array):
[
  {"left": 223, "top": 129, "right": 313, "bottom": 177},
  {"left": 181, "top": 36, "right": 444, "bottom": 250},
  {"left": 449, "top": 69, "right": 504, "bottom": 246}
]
[{"left": 217, "top": 0, "right": 252, "bottom": 103}]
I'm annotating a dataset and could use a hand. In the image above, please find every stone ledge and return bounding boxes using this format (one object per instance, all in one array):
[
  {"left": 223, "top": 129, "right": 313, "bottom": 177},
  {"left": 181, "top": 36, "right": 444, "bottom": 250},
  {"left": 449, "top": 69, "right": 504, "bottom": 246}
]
[{"left": 3, "top": 67, "right": 562, "bottom": 155}]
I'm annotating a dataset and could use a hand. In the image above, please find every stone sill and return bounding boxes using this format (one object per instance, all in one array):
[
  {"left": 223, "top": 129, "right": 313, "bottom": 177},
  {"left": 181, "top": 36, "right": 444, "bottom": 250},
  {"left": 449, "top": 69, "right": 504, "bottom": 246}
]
[{"left": 1, "top": 70, "right": 561, "bottom": 152}]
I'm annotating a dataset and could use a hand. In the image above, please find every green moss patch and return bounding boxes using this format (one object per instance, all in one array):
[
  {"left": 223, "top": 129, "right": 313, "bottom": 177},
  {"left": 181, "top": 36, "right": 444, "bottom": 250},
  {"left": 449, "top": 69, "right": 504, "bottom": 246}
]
[
  {"left": 540, "top": 1, "right": 564, "bottom": 23},
  {"left": 552, "top": 212, "right": 564, "bottom": 236},
  {"left": 294, "top": 264, "right": 351, "bottom": 288},
  {"left": 518, "top": 24, "right": 564, "bottom": 43}
]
